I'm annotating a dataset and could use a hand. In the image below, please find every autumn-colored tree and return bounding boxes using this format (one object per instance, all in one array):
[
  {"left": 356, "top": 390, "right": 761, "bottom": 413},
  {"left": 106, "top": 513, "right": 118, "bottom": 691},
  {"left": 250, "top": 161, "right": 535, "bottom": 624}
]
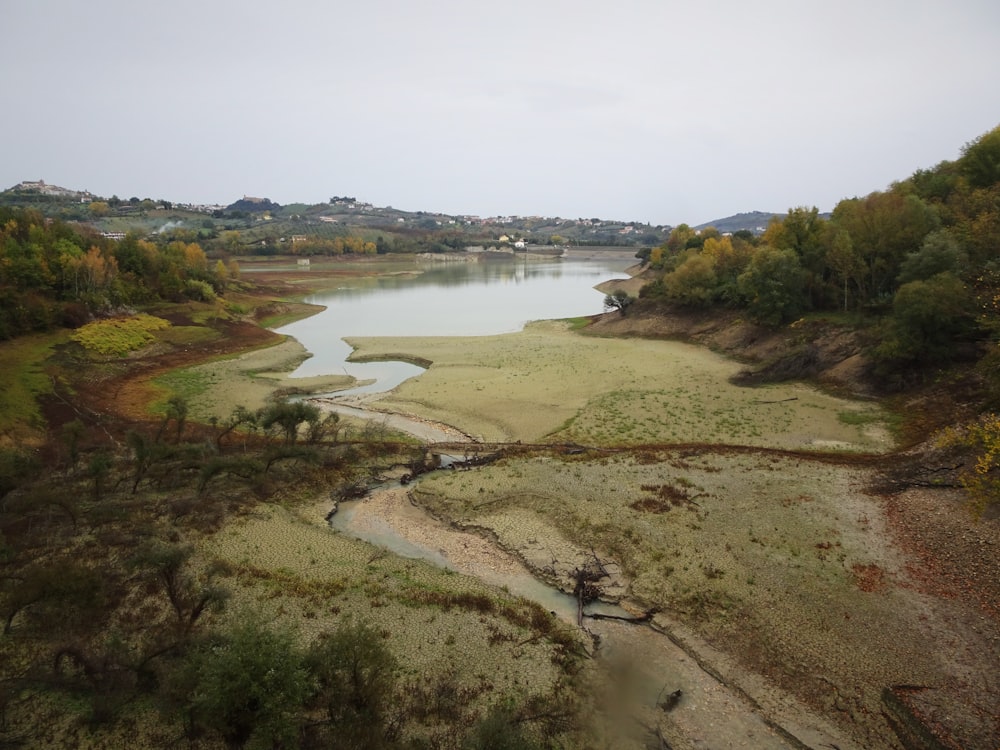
[
  {"left": 940, "top": 413, "right": 1000, "bottom": 516},
  {"left": 663, "top": 253, "right": 718, "bottom": 307}
]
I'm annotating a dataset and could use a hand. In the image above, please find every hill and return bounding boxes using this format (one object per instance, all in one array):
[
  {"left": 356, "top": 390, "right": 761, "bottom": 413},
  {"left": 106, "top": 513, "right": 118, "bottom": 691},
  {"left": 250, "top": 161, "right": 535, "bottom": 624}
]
[
  {"left": 0, "top": 183, "right": 670, "bottom": 249},
  {"left": 694, "top": 210, "right": 781, "bottom": 234}
]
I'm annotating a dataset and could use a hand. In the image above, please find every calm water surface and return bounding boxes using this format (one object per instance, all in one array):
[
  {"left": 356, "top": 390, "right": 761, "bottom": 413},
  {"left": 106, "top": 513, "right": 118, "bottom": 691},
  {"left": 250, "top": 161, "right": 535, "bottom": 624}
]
[{"left": 276, "top": 256, "right": 632, "bottom": 393}]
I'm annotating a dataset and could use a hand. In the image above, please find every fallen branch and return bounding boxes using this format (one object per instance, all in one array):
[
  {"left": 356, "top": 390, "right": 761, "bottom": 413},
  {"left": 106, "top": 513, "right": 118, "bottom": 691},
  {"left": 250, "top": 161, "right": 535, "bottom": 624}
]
[{"left": 584, "top": 610, "right": 656, "bottom": 624}]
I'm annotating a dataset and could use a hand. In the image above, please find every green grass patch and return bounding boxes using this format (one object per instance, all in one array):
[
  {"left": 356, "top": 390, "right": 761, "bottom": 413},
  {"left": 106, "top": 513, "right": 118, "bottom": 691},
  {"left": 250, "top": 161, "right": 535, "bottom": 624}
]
[
  {"left": 562, "top": 316, "right": 591, "bottom": 331},
  {"left": 71, "top": 314, "right": 171, "bottom": 357},
  {"left": 258, "top": 303, "right": 324, "bottom": 329},
  {"left": 152, "top": 368, "right": 211, "bottom": 411},
  {"left": 0, "top": 332, "right": 68, "bottom": 435},
  {"left": 837, "top": 409, "right": 882, "bottom": 426}
]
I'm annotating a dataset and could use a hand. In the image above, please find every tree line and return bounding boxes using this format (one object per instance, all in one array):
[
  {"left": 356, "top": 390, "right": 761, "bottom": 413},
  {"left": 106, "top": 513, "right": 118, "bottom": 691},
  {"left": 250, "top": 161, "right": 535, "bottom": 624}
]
[{"left": 639, "top": 125, "right": 1000, "bottom": 384}]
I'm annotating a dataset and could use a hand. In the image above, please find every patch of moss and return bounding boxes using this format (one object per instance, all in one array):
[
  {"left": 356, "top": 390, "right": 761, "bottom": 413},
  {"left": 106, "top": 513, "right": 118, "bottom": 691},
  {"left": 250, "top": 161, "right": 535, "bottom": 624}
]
[{"left": 71, "top": 314, "right": 170, "bottom": 357}]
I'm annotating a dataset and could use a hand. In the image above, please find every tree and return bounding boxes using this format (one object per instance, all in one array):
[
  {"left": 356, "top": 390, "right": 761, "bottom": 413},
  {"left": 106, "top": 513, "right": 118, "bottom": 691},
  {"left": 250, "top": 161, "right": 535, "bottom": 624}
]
[
  {"left": 831, "top": 191, "right": 938, "bottom": 306},
  {"left": 951, "top": 413, "right": 1000, "bottom": 516},
  {"left": 897, "top": 230, "right": 967, "bottom": 284},
  {"left": 132, "top": 543, "right": 230, "bottom": 633},
  {"left": 737, "top": 247, "right": 808, "bottom": 325},
  {"left": 662, "top": 254, "right": 718, "bottom": 307},
  {"left": 305, "top": 621, "right": 399, "bottom": 748},
  {"left": 664, "top": 224, "right": 695, "bottom": 255},
  {"left": 2, "top": 561, "right": 103, "bottom": 635},
  {"left": 258, "top": 401, "right": 322, "bottom": 445},
  {"left": 174, "top": 618, "right": 309, "bottom": 750},
  {"left": 824, "top": 228, "right": 862, "bottom": 312},
  {"left": 463, "top": 704, "right": 539, "bottom": 750},
  {"left": 87, "top": 451, "right": 112, "bottom": 500},
  {"left": 959, "top": 125, "right": 1000, "bottom": 189},
  {"left": 763, "top": 207, "right": 832, "bottom": 307},
  {"left": 603, "top": 289, "right": 634, "bottom": 316},
  {"left": 875, "top": 272, "right": 978, "bottom": 372}
]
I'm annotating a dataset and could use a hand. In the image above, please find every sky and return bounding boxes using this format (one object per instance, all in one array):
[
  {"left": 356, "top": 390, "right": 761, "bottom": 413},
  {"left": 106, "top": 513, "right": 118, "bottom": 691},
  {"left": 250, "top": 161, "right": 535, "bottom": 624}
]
[{"left": 3, "top": 1, "right": 1000, "bottom": 227}]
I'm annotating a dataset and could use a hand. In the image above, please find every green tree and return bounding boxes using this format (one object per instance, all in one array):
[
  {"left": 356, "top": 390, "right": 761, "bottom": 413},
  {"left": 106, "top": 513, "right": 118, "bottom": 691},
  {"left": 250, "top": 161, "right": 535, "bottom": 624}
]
[
  {"left": 875, "top": 272, "right": 978, "bottom": 372},
  {"left": 603, "top": 289, "right": 634, "bottom": 315},
  {"left": 2, "top": 560, "right": 104, "bottom": 635},
  {"left": 763, "top": 207, "right": 832, "bottom": 307},
  {"left": 463, "top": 704, "right": 539, "bottom": 750},
  {"left": 737, "top": 247, "right": 808, "bottom": 325},
  {"left": 831, "top": 191, "right": 938, "bottom": 306},
  {"left": 259, "top": 401, "right": 322, "bottom": 445},
  {"left": 305, "top": 621, "right": 399, "bottom": 748},
  {"left": 132, "top": 543, "right": 230, "bottom": 633},
  {"left": 897, "top": 230, "right": 967, "bottom": 284},
  {"left": 174, "top": 618, "right": 309, "bottom": 749},
  {"left": 958, "top": 125, "right": 1000, "bottom": 189},
  {"left": 825, "top": 228, "right": 862, "bottom": 312}
]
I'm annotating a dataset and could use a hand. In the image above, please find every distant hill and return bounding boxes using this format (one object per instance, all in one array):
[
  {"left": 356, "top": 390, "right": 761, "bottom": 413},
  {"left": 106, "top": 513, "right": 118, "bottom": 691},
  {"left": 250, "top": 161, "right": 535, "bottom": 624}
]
[
  {"left": 226, "top": 196, "right": 281, "bottom": 213},
  {"left": 695, "top": 211, "right": 781, "bottom": 235}
]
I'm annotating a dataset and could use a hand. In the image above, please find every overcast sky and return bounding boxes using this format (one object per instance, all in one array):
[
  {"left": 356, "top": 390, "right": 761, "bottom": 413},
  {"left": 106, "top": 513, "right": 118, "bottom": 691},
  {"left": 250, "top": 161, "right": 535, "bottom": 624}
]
[{"left": 3, "top": 1, "right": 999, "bottom": 226}]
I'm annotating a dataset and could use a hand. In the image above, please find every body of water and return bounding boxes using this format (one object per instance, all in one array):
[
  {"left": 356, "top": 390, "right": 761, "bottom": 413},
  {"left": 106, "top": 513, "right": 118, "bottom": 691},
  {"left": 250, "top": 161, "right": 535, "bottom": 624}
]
[{"left": 276, "top": 255, "right": 633, "bottom": 395}]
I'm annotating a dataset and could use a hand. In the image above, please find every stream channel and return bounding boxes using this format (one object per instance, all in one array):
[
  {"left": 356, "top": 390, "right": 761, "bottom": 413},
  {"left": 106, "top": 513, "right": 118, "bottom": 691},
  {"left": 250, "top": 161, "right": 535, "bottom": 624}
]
[{"left": 283, "top": 254, "right": 848, "bottom": 748}]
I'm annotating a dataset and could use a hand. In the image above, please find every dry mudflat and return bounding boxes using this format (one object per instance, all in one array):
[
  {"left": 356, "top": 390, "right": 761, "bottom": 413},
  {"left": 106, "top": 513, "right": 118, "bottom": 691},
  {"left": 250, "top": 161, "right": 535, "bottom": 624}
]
[
  {"left": 411, "top": 450, "right": 1000, "bottom": 749},
  {"left": 325, "top": 311, "right": 997, "bottom": 747},
  {"left": 346, "top": 319, "right": 890, "bottom": 450}
]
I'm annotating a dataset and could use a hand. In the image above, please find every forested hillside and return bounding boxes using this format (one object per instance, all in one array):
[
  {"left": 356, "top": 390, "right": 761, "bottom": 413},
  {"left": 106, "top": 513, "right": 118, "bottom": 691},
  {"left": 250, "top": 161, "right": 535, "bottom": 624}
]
[
  {"left": 639, "top": 125, "right": 1000, "bottom": 393},
  {"left": 0, "top": 209, "right": 237, "bottom": 341}
]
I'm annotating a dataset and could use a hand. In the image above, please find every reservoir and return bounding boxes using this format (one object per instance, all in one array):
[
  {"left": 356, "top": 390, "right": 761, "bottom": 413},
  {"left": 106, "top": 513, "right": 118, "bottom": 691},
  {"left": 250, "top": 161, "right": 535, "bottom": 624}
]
[{"left": 275, "top": 253, "right": 635, "bottom": 394}]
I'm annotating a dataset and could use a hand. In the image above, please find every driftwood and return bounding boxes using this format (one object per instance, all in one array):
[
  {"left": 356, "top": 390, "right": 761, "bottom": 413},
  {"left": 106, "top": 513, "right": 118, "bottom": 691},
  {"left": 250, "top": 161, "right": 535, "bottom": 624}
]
[
  {"left": 571, "top": 548, "right": 616, "bottom": 626},
  {"left": 584, "top": 610, "right": 655, "bottom": 624}
]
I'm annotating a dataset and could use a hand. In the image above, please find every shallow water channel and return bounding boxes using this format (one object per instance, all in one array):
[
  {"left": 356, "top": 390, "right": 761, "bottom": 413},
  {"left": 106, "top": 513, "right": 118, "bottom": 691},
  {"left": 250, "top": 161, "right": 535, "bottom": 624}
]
[
  {"left": 327, "top": 479, "right": 627, "bottom": 623},
  {"left": 324, "top": 474, "right": 814, "bottom": 749}
]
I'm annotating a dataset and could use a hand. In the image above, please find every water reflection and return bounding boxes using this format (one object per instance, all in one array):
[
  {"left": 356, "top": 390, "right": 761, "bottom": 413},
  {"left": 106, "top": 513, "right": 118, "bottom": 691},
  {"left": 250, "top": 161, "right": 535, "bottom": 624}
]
[{"left": 276, "top": 256, "right": 632, "bottom": 389}]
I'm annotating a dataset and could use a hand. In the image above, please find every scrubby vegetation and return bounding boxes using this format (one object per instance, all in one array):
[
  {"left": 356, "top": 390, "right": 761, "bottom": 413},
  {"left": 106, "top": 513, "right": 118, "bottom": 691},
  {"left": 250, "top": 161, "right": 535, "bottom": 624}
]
[{"left": 0, "top": 398, "right": 591, "bottom": 748}]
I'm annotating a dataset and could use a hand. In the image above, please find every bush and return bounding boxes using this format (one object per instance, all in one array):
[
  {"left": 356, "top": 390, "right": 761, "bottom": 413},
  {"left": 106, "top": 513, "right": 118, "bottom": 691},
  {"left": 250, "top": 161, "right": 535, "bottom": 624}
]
[{"left": 183, "top": 279, "right": 216, "bottom": 302}]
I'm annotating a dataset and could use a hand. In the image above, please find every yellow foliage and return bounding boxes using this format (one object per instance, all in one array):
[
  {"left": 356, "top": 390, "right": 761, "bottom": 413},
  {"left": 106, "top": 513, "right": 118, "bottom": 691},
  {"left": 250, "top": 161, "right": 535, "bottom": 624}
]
[
  {"left": 71, "top": 314, "right": 171, "bottom": 357},
  {"left": 940, "top": 413, "right": 1000, "bottom": 515}
]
